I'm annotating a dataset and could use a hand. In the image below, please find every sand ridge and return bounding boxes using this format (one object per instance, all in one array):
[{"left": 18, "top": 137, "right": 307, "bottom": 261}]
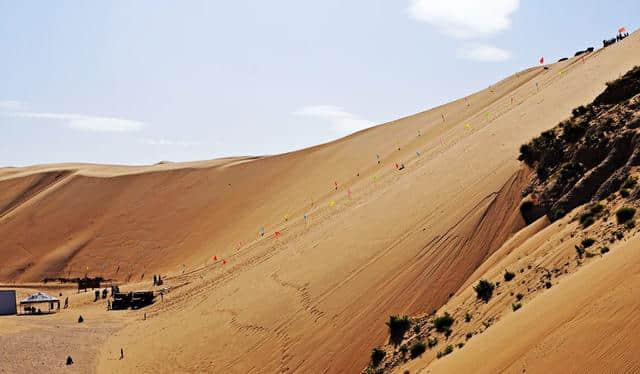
[{"left": 1, "top": 31, "right": 639, "bottom": 373}]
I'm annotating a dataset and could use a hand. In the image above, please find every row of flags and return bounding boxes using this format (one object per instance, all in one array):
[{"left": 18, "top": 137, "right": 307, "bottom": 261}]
[{"left": 538, "top": 26, "right": 628, "bottom": 66}]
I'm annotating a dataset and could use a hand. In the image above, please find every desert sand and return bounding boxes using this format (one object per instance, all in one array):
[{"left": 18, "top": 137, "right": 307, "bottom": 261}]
[{"left": 1, "top": 31, "right": 639, "bottom": 373}]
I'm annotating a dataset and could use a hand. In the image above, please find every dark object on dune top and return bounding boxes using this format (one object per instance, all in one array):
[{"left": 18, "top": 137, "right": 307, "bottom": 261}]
[
  {"left": 78, "top": 315, "right": 84, "bottom": 323},
  {"left": 66, "top": 356, "right": 73, "bottom": 365},
  {"left": 558, "top": 57, "right": 569, "bottom": 62},
  {"left": 77, "top": 277, "right": 102, "bottom": 293}
]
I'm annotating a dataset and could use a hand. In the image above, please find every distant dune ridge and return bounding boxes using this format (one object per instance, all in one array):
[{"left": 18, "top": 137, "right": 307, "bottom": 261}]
[{"left": 1, "top": 31, "right": 639, "bottom": 374}]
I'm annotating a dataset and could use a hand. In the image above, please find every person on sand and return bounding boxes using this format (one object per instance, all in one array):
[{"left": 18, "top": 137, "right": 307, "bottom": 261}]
[
  {"left": 120, "top": 348, "right": 124, "bottom": 360},
  {"left": 64, "top": 297, "right": 69, "bottom": 309}
]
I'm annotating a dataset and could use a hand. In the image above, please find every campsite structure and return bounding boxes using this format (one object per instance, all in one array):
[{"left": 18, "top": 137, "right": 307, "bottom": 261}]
[{"left": 19, "top": 292, "right": 60, "bottom": 314}]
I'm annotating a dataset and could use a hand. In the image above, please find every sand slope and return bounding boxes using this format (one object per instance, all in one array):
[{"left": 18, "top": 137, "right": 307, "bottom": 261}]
[{"left": 1, "top": 32, "right": 639, "bottom": 373}]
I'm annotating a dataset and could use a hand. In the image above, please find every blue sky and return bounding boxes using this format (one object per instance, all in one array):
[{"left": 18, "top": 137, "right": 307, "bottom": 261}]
[{"left": 1, "top": 1, "right": 637, "bottom": 166}]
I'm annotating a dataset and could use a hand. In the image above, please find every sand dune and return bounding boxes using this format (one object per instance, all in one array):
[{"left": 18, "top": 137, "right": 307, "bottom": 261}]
[{"left": 1, "top": 32, "right": 639, "bottom": 373}]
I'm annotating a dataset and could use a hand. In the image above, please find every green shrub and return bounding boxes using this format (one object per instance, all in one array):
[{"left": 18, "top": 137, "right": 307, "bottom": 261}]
[
  {"left": 600, "top": 247, "right": 610, "bottom": 254},
  {"left": 387, "top": 315, "right": 411, "bottom": 344},
  {"left": 616, "top": 207, "right": 636, "bottom": 224},
  {"left": 622, "top": 177, "right": 637, "bottom": 189},
  {"left": 413, "top": 324, "right": 420, "bottom": 334},
  {"left": 590, "top": 204, "right": 605, "bottom": 214},
  {"left": 580, "top": 214, "right": 596, "bottom": 228},
  {"left": 409, "top": 342, "right": 427, "bottom": 358},
  {"left": 473, "top": 279, "right": 495, "bottom": 303},
  {"left": 437, "top": 345, "right": 454, "bottom": 359},
  {"left": 433, "top": 312, "right": 455, "bottom": 333},
  {"left": 620, "top": 188, "right": 630, "bottom": 198},
  {"left": 370, "top": 347, "right": 385, "bottom": 367},
  {"left": 581, "top": 238, "right": 595, "bottom": 248},
  {"left": 503, "top": 270, "right": 516, "bottom": 282},
  {"left": 512, "top": 302, "right": 522, "bottom": 311}
]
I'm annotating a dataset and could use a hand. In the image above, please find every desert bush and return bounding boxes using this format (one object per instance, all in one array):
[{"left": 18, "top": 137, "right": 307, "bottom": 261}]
[
  {"left": 410, "top": 342, "right": 427, "bottom": 358},
  {"left": 550, "top": 207, "right": 567, "bottom": 221},
  {"left": 616, "top": 207, "right": 636, "bottom": 224},
  {"left": 626, "top": 220, "right": 636, "bottom": 229},
  {"left": 558, "top": 162, "right": 584, "bottom": 183},
  {"left": 620, "top": 188, "right": 630, "bottom": 198},
  {"left": 433, "top": 312, "right": 455, "bottom": 333},
  {"left": 516, "top": 293, "right": 524, "bottom": 301},
  {"left": 590, "top": 203, "right": 605, "bottom": 214},
  {"left": 600, "top": 247, "right": 610, "bottom": 254},
  {"left": 428, "top": 337, "right": 438, "bottom": 348},
  {"left": 370, "top": 347, "right": 385, "bottom": 367},
  {"left": 474, "top": 279, "right": 495, "bottom": 303},
  {"left": 580, "top": 214, "right": 596, "bottom": 228},
  {"left": 464, "top": 313, "right": 472, "bottom": 323},
  {"left": 575, "top": 245, "right": 585, "bottom": 259},
  {"left": 503, "top": 270, "right": 516, "bottom": 282},
  {"left": 518, "top": 143, "right": 538, "bottom": 167},
  {"left": 512, "top": 302, "right": 522, "bottom": 311},
  {"left": 581, "top": 238, "right": 595, "bottom": 248},
  {"left": 545, "top": 281, "right": 552, "bottom": 289},
  {"left": 465, "top": 332, "right": 473, "bottom": 340},
  {"left": 387, "top": 315, "right": 411, "bottom": 344},
  {"left": 572, "top": 105, "right": 588, "bottom": 116},
  {"left": 622, "top": 177, "right": 637, "bottom": 189},
  {"left": 399, "top": 344, "right": 408, "bottom": 356},
  {"left": 437, "top": 345, "right": 454, "bottom": 359}
]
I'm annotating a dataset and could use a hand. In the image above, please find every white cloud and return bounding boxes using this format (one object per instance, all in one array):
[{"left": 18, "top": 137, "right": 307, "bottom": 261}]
[
  {"left": 293, "top": 105, "right": 375, "bottom": 135},
  {"left": 139, "top": 138, "right": 200, "bottom": 147},
  {"left": 408, "top": 0, "right": 520, "bottom": 39},
  {"left": 2, "top": 111, "right": 145, "bottom": 132},
  {"left": 0, "top": 100, "right": 26, "bottom": 110},
  {"left": 457, "top": 44, "right": 512, "bottom": 61}
]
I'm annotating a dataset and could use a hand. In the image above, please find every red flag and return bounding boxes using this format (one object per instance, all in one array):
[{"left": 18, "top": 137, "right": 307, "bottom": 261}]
[
  {"left": 539, "top": 56, "right": 544, "bottom": 65},
  {"left": 618, "top": 27, "right": 626, "bottom": 33}
]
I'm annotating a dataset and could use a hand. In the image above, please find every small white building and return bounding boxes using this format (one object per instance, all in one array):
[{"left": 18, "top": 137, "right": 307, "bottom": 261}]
[{"left": 0, "top": 290, "right": 17, "bottom": 315}]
